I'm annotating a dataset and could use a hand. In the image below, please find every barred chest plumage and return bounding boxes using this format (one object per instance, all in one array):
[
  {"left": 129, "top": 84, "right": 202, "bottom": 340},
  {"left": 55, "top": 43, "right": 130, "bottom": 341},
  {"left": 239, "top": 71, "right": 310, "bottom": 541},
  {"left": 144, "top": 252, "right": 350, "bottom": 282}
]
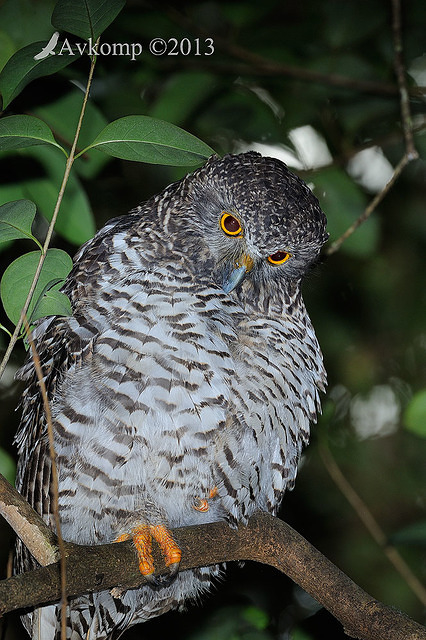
[{"left": 51, "top": 265, "right": 323, "bottom": 548}]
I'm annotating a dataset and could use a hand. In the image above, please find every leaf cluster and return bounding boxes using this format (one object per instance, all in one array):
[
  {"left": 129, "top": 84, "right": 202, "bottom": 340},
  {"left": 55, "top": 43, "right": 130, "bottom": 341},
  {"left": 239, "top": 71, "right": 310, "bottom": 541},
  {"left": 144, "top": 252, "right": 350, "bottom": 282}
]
[{"left": 0, "top": 0, "right": 213, "bottom": 335}]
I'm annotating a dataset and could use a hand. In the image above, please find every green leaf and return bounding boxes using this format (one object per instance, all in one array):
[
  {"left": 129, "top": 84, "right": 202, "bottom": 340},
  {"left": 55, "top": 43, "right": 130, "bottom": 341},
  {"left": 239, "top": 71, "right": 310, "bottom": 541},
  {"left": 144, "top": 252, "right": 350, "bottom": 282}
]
[
  {"left": 185, "top": 604, "right": 273, "bottom": 640},
  {"left": 0, "top": 0, "right": 58, "bottom": 57},
  {"left": 0, "top": 183, "right": 27, "bottom": 206},
  {"left": 0, "top": 187, "right": 29, "bottom": 254},
  {"left": 22, "top": 145, "right": 96, "bottom": 245},
  {"left": 0, "top": 29, "right": 15, "bottom": 72},
  {"left": 150, "top": 72, "right": 218, "bottom": 126},
  {"left": 0, "top": 199, "right": 40, "bottom": 246},
  {"left": 80, "top": 115, "right": 215, "bottom": 165},
  {"left": 0, "top": 248, "right": 72, "bottom": 325},
  {"left": 32, "top": 288, "right": 72, "bottom": 321},
  {"left": 0, "top": 41, "right": 80, "bottom": 110},
  {"left": 34, "top": 89, "right": 109, "bottom": 179},
  {"left": 0, "top": 115, "right": 65, "bottom": 154},
  {"left": 403, "top": 390, "right": 426, "bottom": 437},
  {"left": 320, "top": 3, "right": 385, "bottom": 48},
  {"left": 0, "top": 447, "right": 16, "bottom": 484},
  {"left": 52, "top": 0, "right": 126, "bottom": 41},
  {"left": 242, "top": 606, "right": 269, "bottom": 631},
  {"left": 25, "top": 177, "right": 94, "bottom": 246},
  {"left": 390, "top": 521, "right": 426, "bottom": 547},
  {"left": 291, "top": 629, "right": 315, "bottom": 640},
  {"left": 0, "top": 146, "right": 95, "bottom": 245}
]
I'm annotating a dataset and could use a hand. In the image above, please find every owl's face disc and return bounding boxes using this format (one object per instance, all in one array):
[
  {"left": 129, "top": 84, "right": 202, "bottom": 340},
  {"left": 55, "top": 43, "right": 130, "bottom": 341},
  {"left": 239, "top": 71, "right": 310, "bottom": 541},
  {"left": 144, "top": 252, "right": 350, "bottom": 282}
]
[{"left": 178, "top": 152, "right": 328, "bottom": 293}]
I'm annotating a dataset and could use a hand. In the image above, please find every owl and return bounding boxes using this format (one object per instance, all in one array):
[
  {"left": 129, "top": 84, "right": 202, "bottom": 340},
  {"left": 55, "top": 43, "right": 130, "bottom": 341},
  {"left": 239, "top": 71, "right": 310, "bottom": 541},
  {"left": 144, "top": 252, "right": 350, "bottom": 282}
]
[{"left": 14, "top": 151, "right": 328, "bottom": 639}]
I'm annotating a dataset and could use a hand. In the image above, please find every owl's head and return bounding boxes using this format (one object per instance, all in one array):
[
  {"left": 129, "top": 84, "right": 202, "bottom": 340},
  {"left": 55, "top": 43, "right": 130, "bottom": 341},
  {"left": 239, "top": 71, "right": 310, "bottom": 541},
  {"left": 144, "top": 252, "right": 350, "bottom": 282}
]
[{"left": 165, "top": 152, "right": 328, "bottom": 294}]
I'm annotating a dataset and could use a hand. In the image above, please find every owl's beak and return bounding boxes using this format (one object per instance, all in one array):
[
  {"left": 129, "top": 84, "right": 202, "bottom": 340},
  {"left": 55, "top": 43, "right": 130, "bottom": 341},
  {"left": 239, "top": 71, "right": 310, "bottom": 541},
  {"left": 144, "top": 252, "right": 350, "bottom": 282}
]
[{"left": 222, "top": 254, "right": 254, "bottom": 293}]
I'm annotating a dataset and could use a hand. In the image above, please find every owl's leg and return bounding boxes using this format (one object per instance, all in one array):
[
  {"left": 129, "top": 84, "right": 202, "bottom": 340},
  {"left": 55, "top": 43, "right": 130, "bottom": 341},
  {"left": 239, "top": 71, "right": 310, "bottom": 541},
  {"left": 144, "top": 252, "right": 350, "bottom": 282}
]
[{"left": 115, "top": 524, "right": 181, "bottom": 585}]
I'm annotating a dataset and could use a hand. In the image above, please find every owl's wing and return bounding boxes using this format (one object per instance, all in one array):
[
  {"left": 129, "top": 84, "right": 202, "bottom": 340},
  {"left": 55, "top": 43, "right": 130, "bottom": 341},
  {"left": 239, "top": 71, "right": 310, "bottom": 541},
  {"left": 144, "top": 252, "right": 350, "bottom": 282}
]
[
  {"left": 14, "top": 213, "right": 130, "bottom": 515},
  {"left": 14, "top": 312, "right": 98, "bottom": 562}
]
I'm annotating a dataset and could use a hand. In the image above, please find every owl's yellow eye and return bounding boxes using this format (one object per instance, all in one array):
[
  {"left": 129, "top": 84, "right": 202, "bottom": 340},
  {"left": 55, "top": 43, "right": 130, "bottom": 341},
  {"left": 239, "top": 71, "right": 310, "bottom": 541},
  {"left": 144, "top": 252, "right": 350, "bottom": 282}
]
[
  {"left": 267, "top": 250, "right": 291, "bottom": 265},
  {"left": 220, "top": 212, "right": 242, "bottom": 236}
]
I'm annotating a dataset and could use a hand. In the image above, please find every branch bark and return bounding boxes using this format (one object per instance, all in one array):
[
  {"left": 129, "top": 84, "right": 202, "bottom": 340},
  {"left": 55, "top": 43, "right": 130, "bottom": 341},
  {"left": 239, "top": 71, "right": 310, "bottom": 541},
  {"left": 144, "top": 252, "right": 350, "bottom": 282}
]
[
  {"left": 0, "top": 472, "right": 57, "bottom": 566},
  {"left": 1, "top": 475, "right": 425, "bottom": 640}
]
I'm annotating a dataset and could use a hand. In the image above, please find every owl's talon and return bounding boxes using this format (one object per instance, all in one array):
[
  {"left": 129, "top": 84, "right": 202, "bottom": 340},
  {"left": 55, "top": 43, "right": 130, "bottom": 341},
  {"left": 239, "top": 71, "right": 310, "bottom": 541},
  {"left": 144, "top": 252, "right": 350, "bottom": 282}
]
[
  {"left": 193, "top": 497, "right": 209, "bottom": 512},
  {"left": 149, "top": 563, "right": 180, "bottom": 589},
  {"left": 115, "top": 524, "right": 181, "bottom": 582},
  {"left": 193, "top": 486, "right": 219, "bottom": 512},
  {"left": 166, "top": 558, "right": 180, "bottom": 578},
  {"left": 147, "top": 558, "right": 180, "bottom": 589}
]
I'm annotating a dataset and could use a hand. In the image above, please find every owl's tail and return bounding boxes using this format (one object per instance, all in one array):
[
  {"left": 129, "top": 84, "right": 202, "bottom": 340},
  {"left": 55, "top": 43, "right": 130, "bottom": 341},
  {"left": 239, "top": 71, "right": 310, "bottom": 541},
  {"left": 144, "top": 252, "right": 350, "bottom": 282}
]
[{"left": 29, "top": 604, "right": 104, "bottom": 640}]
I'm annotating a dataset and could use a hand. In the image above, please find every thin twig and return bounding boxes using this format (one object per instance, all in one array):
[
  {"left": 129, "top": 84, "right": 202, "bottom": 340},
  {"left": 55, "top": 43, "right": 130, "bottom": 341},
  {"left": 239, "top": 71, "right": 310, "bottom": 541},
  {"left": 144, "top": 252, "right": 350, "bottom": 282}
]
[
  {"left": 319, "top": 439, "right": 426, "bottom": 608},
  {"left": 169, "top": 7, "right": 405, "bottom": 98},
  {"left": 326, "top": 0, "right": 420, "bottom": 256},
  {"left": 326, "top": 154, "right": 410, "bottom": 256},
  {"left": 24, "top": 317, "right": 68, "bottom": 634},
  {"left": 391, "top": 0, "right": 419, "bottom": 160},
  {"left": 168, "top": 6, "right": 426, "bottom": 99},
  {"left": 0, "top": 39, "right": 100, "bottom": 383}
]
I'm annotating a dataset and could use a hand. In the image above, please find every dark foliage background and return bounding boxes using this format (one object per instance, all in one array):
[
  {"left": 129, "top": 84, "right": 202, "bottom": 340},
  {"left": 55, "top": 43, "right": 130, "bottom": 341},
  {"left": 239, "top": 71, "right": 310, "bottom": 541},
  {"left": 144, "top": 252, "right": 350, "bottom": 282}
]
[{"left": 0, "top": 0, "right": 425, "bottom": 638}]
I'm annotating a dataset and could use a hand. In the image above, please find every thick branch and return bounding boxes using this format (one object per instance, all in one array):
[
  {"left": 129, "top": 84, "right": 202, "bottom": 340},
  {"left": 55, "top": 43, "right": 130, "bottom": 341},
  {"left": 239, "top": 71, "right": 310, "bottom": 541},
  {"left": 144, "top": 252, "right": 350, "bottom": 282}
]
[
  {"left": 0, "top": 473, "right": 57, "bottom": 566},
  {"left": 1, "top": 512, "right": 425, "bottom": 640}
]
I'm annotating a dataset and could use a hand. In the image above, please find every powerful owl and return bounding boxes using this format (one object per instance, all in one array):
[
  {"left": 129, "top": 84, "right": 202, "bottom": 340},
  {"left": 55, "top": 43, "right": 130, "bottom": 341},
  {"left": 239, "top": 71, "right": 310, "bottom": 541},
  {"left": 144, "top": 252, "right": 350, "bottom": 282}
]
[{"left": 15, "top": 151, "right": 328, "bottom": 639}]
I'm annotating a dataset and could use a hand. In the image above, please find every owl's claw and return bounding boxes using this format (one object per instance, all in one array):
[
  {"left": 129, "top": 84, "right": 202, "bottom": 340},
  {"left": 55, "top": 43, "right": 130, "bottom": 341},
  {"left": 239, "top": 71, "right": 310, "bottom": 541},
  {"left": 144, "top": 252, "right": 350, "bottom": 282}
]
[
  {"left": 149, "top": 560, "right": 180, "bottom": 589},
  {"left": 115, "top": 524, "right": 181, "bottom": 583},
  {"left": 192, "top": 486, "right": 219, "bottom": 512}
]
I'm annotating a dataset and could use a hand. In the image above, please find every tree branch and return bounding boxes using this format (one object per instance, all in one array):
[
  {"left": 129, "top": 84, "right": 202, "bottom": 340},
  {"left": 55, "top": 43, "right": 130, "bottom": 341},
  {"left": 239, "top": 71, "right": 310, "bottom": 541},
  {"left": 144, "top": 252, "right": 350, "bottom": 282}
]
[
  {"left": 391, "top": 0, "right": 419, "bottom": 160},
  {"left": 0, "top": 473, "right": 57, "bottom": 567},
  {"left": 1, "top": 475, "right": 425, "bottom": 640},
  {"left": 168, "top": 7, "right": 426, "bottom": 98},
  {"left": 325, "top": 154, "right": 411, "bottom": 256}
]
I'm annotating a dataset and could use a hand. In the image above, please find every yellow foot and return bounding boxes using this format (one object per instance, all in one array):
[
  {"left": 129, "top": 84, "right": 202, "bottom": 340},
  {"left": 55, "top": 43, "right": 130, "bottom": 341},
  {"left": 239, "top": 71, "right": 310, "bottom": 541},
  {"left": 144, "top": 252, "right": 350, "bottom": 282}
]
[
  {"left": 193, "top": 486, "right": 219, "bottom": 512},
  {"left": 115, "top": 524, "right": 181, "bottom": 582}
]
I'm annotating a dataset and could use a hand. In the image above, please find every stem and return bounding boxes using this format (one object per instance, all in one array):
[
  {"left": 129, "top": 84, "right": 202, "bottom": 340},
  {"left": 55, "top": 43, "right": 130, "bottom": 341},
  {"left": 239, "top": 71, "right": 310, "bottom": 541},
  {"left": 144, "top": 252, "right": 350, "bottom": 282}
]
[
  {"left": 24, "top": 318, "right": 68, "bottom": 629},
  {"left": 326, "top": 0, "right": 419, "bottom": 257},
  {"left": 391, "top": 0, "right": 419, "bottom": 160},
  {"left": 0, "top": 39, "right": 100, "bottom": 382},
  {"left": 326, "top": 154, "right": 410, "bottom": 256}
]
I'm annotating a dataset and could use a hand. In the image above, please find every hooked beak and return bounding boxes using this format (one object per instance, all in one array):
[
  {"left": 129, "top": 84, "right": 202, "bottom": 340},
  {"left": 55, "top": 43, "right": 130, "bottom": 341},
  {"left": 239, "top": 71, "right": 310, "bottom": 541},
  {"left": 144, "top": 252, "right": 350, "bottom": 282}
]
[{"left": 222, "top": 254, "right": 254, "bottom": 293}]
